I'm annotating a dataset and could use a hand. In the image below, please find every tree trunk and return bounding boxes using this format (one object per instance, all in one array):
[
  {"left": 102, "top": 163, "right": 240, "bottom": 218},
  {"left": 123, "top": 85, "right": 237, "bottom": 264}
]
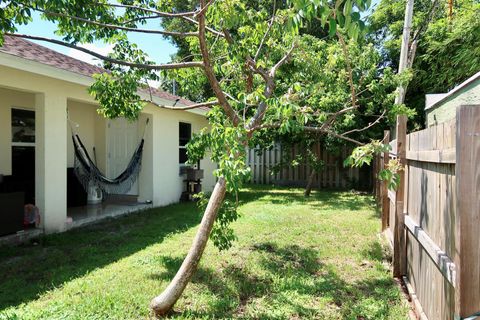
[
  {"left": 150, "top": 177, "right": 227, "bottom": 317},
  {"left": 304, "top": 170, "right": 316, "bottom": 197}
]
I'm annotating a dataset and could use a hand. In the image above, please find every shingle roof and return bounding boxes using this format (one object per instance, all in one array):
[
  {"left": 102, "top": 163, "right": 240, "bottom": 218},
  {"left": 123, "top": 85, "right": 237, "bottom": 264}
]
[{"left": 0, "top": 35, "right": 195, "bottom": 106}]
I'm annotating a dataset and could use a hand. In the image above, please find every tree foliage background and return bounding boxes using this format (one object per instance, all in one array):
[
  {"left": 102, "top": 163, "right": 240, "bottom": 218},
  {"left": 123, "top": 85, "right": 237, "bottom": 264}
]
[{"left": 369, "top": 0, "right": 480, "bottom": 128}]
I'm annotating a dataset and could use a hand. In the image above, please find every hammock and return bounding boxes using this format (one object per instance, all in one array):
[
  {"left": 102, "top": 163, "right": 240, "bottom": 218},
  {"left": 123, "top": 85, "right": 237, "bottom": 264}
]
[{"left": 71, "top": 119, "right": 147, "bottom": 197}]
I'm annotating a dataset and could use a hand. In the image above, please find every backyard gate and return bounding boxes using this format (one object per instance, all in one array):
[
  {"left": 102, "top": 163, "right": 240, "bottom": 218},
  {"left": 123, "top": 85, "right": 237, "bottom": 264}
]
[{"left": 374, "top": 106, "right": 480, "bottom": 320}]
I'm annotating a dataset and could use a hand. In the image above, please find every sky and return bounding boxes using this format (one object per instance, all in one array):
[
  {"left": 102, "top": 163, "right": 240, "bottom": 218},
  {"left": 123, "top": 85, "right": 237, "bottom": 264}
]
[
  {"left": 14, "top": 1, "right": 381, "bottom": 67},
  {"left": 16, "top": 11, "right": 178, "bottom": 65}
]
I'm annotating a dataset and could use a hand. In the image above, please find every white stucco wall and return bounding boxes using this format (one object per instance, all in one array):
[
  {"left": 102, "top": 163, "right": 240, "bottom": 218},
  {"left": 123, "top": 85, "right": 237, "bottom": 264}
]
[
  {"left": 0, "top": 60, "right": 217, "bottom": 233},
  {"left": 35, "top": 92, "right": 68, "bottom": 233},
  {"left": 67, "top": 101, "right": 98, "bottom": 167},
  {"left": 65, "top": 103, "right": 217, "bottom": 205},
  {"left": 145, "top": 104, "right": 217, "bottom": 206}
]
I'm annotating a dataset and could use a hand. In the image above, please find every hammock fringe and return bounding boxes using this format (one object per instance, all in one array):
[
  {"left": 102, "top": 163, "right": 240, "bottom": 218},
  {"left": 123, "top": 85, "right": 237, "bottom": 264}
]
[{"left": 72, "top": 134, "right": 144, "bottom": 197}]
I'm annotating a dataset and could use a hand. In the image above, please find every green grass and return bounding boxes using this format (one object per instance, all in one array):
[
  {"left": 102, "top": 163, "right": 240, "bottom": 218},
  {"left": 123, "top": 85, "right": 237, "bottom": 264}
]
[{"left": 0, "top": 186, "right": 408, "bottom": 319}]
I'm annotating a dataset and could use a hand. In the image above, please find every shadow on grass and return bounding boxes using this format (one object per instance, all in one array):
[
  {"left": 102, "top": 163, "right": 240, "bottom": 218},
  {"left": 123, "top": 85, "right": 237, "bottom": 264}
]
[
  {"left": 239, "top": 184, "right": 375, "bottom": 212},
  {"left": 153, "top": 242, "right": 399, "bottom": 319},
  {"left": 0, "top": 202, "right": 201, "bottom": 310},
  {"left": 362, "top": 241, "right": 385, "bottom": 262},
  {"left": 0, "top": 185, "right": 380, "bottom": 315}
]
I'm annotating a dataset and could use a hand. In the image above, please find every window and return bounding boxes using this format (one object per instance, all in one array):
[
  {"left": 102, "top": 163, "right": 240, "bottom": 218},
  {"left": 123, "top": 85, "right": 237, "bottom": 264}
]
[
  {"left": 12, "top": 108, "right": 35, "bottom": 146},
  {"left": 179, "top": 122, "right": 191, "bottom": 164},
  {"left": 11, "top": 108, "right": 35, "bottom": 181}
]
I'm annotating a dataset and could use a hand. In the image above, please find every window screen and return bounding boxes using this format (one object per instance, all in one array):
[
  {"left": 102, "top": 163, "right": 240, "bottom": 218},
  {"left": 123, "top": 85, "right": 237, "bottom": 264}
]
[{"left": 179, "top": 122, "right": 191, "bottom": 164}]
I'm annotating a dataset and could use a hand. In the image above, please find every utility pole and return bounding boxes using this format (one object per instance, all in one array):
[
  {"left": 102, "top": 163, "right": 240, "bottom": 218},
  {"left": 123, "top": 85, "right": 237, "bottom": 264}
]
[{"left": 395, "top": 0, "right": 415, "bottom": 106}]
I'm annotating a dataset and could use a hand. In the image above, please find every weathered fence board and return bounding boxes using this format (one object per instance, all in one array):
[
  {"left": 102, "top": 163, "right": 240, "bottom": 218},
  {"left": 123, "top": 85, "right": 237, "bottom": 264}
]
[
  {"left": 407, "top": 234, "right": 455, "bottom": 320},
  {"left": 404, "top": 215, "right": 456, "bottom": 287},
  {"left": 406, "top": 149, "right": 456, "bottom": 163},
  {"left": 393, "top": 115, "right": 407, "bottom": 277},
  {"left": 454, "top": 106, "right": 480, "bottom": 318},
  {"left": 375, "top": 106, "right": 480, "bottom": 320},
  {"left": 381, "top": 130, "right": 390, "bottom": 231},
  {"left": 247, "top": 143, "right": 369, "bottom": 189}
]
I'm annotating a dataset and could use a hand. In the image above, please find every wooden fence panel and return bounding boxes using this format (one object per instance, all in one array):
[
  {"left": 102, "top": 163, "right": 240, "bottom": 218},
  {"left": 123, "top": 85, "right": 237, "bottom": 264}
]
[
  {"left": 405, "top": 119, "right": 457, "bottom": 258},
  {"left": 381, "top": 131, "right": 390, "bottom": 231},
  {"left": 374, "top": 107, "right": 480, "bottom": 320},
  {"left": 407, "top": 235, "right": 455, "bottom": 320},
  {"left": 393, "top": 115, "right": 407, "bottom": 277},
  {"left": 455, "top": 106, "right": 480, "bottom": 318},
  {"left": 400, "top": 118, "right": 457, "bottom": 320},
  {"left": 247, "top": 143, "right": 364, "bottom": 189}
]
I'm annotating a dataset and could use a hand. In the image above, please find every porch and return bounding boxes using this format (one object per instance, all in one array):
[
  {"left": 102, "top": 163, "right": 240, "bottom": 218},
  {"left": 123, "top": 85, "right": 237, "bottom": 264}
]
[
  {"left": 0, "top": 84, "right": 155, "bottom": 238},
  {"left": 67, "top": 195, "right": 152, "bottom": 229}
]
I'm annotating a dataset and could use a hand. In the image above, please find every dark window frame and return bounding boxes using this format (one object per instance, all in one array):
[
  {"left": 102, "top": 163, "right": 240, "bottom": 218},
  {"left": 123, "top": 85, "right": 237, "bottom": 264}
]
[
  {"left": 11, "top": 108, "right": 35, "bottom": 147},
  {"left": 179, "top": 122, "right": 191, "bottom": 165}
]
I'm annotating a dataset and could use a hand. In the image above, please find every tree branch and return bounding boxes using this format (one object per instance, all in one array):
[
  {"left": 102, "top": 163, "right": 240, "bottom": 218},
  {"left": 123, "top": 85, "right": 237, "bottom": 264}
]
[
  {"left": 97, "top": 2, "right": 196, "bottom": 18},
  {"left": 303, "top": 127, "right": 365, "bottom": 145},
  {"left": 341, "top": 109, "right": 386, "bottom": 135},
  {"left": 198, "top": 0, "right": 240, "bottom": 125},
  {"left": 246, "top": 122, "right": 364, "bottom": 146},
  {"left": 254, "top": 0, "right": 276, "bottom": 61},
  {"left": 6, "top": 33, "right": 204, "bottom": 71},
  {"left": 193, "top": 0, "right": 216, "bottom": 18},
  {"left": 412, "top": 0, "right": 439, "bottom": 43},
  {"left": 407, "top": 0, "right": 439, "bottom": 69},
  {"left": 246, "top": 57, "right": 270, "bottom": 83},
  {"left": 319, "top": 87, "right": 370, "bottom": 130},
  {"left": 269, "top": 42, "right": 296, "bottom": 78},
  {"left": 105, "top": 1, "right": 226, "bottom": 38},
  {"left": 121, "top": 14, "right": 162, "bottom": 25},
  {"left": 182, "top": 17, "right": 225, "bottom": 38},
  {"left": 141, "top": 99, "right": 218, "bottom": 110},
  {"left": 246, "top": 41, "right": 296, "bottom": 131},
  {"left": 34, "top": 8, "right": 198, "bottom": 37}
]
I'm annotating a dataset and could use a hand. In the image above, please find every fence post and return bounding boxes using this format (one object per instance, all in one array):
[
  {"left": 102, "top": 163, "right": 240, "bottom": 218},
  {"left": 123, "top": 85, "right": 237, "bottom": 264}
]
[
  {"left": 455, "top": 105, "right": 480, "bottom": 319},
  {"left": 393, "top": 115, "right": 407, "bottom": 277},
  {"left": 381, "top": 130, "right": 390, "bottom": 231},
  {"left": 375, "top": 154, "right": 381, "bottom": 202}
]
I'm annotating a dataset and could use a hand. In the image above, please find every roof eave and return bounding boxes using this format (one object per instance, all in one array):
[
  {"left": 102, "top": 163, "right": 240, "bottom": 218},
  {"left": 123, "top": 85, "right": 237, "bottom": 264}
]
[
  {"left": 425, "top": 71, "right": 480, "bottom": 111},
  {"left": 0, "top": 51, "right": 207, "bottom": 116}
]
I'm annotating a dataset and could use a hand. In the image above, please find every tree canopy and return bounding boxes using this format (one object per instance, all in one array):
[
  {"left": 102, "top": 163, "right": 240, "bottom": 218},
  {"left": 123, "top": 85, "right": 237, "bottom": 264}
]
[
  {"left": 160, "top": 1, "right": 404, "bottom": 198},
  {"left": 0, "top": 0, "right": 400, "bottom": 315}
]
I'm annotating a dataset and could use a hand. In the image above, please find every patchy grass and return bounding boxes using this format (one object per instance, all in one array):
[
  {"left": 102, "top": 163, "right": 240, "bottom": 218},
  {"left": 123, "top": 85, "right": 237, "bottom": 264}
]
[{"left": 0, "top": 186, "right": 408, "bottom": 319}]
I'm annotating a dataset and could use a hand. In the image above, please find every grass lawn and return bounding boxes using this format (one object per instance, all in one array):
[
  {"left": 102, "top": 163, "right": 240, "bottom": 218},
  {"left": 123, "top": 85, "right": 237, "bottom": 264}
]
[{"left": 0, "top": 186, "right": 408, "bottom": 319}]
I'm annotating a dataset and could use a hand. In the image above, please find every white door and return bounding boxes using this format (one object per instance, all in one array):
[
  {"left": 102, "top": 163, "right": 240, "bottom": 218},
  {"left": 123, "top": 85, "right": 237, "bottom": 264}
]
[{"left": 107, "top": 118, "right": 139, "bottom": 195}]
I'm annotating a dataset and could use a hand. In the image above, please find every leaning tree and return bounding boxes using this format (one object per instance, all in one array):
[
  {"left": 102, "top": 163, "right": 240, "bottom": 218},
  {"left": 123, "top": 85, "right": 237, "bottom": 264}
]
[{"left": 0, "top": 0, "right": 396, "bottom": 316}]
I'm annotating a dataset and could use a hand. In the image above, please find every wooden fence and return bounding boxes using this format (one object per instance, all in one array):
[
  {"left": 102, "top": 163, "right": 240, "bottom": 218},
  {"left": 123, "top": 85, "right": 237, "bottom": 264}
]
[
  {"left": 374, "top": 106, "right": 480, "bottom": 320},
  {"left": 247, "top": 143, "right": 371, "bottom": 189}
]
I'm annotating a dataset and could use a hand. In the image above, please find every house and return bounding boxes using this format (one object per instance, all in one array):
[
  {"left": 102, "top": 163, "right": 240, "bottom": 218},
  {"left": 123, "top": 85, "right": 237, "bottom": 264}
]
[
  {"left": 0, "top": 36, "right": 216, "bottom": 237},
  {"left": 425, "top": 71, "right": 480, "bottom": 126}
]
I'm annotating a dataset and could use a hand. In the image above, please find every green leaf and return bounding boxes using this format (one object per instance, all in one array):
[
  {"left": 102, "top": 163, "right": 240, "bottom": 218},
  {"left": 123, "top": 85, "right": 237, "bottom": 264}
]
[
  {"left": 343, "top": 0, "right": 352, "bottom": 16},
  {"left": 329, "top": 18, "right": 337, "bottom": 37},
  {"left": 337, "top": 12, "right": 345, "bottom": 28},
  {"left": 351, "top": 11, "right": 361, "bottom": 22}
]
